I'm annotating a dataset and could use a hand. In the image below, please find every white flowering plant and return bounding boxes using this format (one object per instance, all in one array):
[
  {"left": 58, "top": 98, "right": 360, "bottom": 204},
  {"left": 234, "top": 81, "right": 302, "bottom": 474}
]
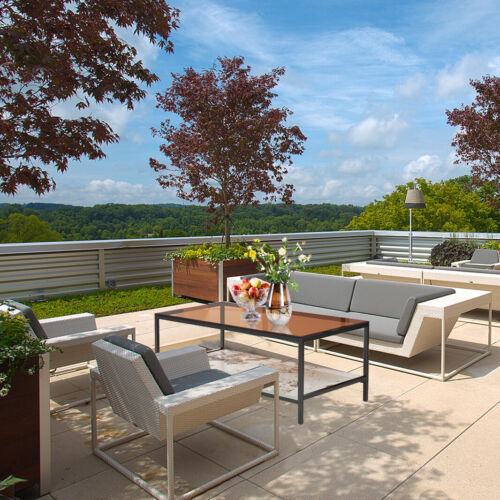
[
  {"left": 0, "top": 311, "right": 55, "bottom": 397},
  {"left": 244, "top": 238, "right": 311, "bottom": 290}
]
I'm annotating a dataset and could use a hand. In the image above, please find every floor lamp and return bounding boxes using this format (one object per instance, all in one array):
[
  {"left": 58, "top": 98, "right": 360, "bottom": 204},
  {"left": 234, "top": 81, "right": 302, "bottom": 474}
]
[{"left": 404, "top": 189, "right": 426, "bottom": 263}]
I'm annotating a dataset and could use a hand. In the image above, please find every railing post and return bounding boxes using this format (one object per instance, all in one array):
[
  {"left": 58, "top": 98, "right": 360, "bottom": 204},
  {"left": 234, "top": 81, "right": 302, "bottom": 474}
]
[
  {"left": 98, "top": 249, "right": 105, "bottom": 289},
  {"left": 370, "top": 233, "right": 377, "bottom": 258}
]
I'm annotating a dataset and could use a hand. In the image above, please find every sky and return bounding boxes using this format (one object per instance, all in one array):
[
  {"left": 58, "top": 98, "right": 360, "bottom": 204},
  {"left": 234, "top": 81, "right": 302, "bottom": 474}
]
[{"left": 2, "top": 0, "right": 500, "bottom": 207}]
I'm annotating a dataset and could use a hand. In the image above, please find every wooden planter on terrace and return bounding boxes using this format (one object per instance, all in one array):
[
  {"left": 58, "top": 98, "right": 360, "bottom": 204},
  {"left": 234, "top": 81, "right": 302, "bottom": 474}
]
[{"left": 172, "top": 258, "right": 259, "bottom": 302}]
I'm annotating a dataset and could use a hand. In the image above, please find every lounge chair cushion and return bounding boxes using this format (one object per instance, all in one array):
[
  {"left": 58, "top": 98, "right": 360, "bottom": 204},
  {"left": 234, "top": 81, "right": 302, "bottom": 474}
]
[
  {"left": 290, "top": 271, "right": 356, "bottom": 311},
  {"left": 470, "top": 249, "right": 499, "bottom": 264},
  {"left": 2, "top": 300, "right": 48, "bottom": 339},
  {"left": 104, "top": 334, "right": 174, "bottom": 395},
  {"left": 171, "top": 369, "right": 231, "bottom": 392}
]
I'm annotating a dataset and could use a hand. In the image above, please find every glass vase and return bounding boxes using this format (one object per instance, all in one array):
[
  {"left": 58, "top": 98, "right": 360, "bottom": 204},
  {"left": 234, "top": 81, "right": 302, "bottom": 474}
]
[{"left": 265, "top": 282, "right": 292, "bottom": 325}]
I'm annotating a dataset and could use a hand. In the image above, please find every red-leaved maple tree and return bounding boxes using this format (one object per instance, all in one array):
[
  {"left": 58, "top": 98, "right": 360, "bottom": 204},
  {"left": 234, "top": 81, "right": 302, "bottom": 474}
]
[
  {"left": 0, "top": 0, "right": 179, "bottom": 195},
  {"left": 150, "top": 56, "right": 307, "bottom": 247},
  {"left": 446, "top": 76, "right": 500, "bottom": 208}
]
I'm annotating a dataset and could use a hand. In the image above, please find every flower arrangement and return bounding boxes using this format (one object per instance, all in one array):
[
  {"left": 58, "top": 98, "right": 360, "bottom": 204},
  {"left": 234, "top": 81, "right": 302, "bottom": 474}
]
[
  {"left": 245, "top": 238, "right": 311, "bottom": 289},
  {"left": 0, "top": 311, "right": 55, "bottom": 397},
  {"left": 165, "top": 242, "right": 250, "bottom": 266}
]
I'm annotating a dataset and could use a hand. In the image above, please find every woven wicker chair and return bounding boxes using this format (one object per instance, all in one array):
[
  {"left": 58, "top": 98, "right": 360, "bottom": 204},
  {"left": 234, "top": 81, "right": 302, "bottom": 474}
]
[
  {"left": 1, "top": 300, "right": 135, "bottom": 412},
  {"left": 91, "top": 336, "right": 279, "bottom": 500}
]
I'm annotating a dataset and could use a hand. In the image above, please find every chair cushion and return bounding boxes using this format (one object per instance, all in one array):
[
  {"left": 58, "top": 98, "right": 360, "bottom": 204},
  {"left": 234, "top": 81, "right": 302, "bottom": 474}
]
[
  {"left": 2, "top": 300, "right": 48, "bottom": 339},
  {"left": 471, "top": 249, "right": 499, "bottom": 264},
  {"left": 104, "top": 335, "right": 174, "bottom": 395},
  {"left": 171, "top": 369, "right": 230, "bottom": 393},
  {"left": 289, "top": 271, "right": 356, "bottom": 311}
]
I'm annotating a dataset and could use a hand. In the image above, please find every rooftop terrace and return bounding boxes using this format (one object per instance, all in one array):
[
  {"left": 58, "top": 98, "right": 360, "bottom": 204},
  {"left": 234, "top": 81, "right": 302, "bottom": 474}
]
[{"left": 42, "top": 302, "right": 500, "bottom": 499}]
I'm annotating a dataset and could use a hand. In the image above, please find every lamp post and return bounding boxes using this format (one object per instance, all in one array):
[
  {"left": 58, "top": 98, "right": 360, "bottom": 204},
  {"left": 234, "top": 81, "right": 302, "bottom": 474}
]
[{"left": 404, "top": 189, "right": 426, "bottom": 263}]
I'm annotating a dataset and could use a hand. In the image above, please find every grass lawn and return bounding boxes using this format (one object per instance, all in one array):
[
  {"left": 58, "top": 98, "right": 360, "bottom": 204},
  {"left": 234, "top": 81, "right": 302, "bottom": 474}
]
[
  {"left": 27, "top": 285, "right": 190, "bottom": 319},
  {"left": 26, "top": 263, "right": 357, "bottom": 319}
]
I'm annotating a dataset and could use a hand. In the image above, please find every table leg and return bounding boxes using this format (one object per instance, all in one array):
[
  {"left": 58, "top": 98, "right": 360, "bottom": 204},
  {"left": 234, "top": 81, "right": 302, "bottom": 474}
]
[
  {"left": 363, "top": 326, "right": 369, "bottom": 401},
  {"left": 298, "top": 341, "right": 305, "bottom": 425},
  {"left": 154, "top": 315, "right": 160, "bottom": 353},
  {"left": 220, "top": 328, "right": 225, "bottom": 349}
]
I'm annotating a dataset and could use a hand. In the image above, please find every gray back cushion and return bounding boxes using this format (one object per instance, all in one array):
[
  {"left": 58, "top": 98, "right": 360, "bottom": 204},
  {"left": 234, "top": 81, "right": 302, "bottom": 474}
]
[
  {"left": 350, "top": 279, "right": 454, "bottom": 336},
  {"left": 104, "top": 335, "right": 174, "bottom": 395},
  {"left": 3, "top": 300, "right": 47, "bottom": 339},
  {"left": 471, "top": 249, "right": 499, "bottom": 264},
  {"left": 289, "top": 271, "right": 357, "bottom": 311}
]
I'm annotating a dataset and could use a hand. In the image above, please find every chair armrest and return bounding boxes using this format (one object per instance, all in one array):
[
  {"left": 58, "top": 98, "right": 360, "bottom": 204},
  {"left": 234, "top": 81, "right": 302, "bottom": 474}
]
[
  {"left": 451, "top": 259, "right": 470, "bottom": 268},
  {"left": 45, "top": 325, "right": 135, "bottom": 348},
  {"left": 156, "top": 366, "right": 278, "bottom": 417},
  {"left": 157, "top": 345, "right": 210, "bottom": 379}
]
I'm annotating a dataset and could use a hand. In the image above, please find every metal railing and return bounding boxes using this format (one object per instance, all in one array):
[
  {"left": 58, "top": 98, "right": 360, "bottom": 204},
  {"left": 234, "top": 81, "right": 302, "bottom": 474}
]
[{"left": 0, "top": 230, "right": 498, "bottom": 300}]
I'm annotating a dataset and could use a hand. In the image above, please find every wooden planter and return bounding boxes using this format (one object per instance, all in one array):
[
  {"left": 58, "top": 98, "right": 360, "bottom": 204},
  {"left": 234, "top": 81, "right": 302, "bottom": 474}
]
[
  {"left": 0, "top": 357, "right": 41, "bottom": 496},
  {"left": 172, "top": 258, "right": 259, "bottom": 302}
]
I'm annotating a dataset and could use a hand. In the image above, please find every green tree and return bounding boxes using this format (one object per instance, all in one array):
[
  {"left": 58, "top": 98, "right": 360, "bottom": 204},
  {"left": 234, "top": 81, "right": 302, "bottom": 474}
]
[
  {"left": 346, "top": 178, "right": 499, "bottom": 232},
  {"left": 0, "top": 213, "right": 62, "bottom": 242}
]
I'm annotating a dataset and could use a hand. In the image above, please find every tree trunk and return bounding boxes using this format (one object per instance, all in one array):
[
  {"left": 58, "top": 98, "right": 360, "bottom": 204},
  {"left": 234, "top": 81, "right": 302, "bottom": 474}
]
[{"left": 224, "top": 209, "right": 231, "bottom": 248}]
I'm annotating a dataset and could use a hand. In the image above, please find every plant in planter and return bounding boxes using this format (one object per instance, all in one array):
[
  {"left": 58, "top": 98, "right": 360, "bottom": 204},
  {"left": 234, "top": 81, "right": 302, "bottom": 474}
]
[
  {"left": 429, "top": 240, "right": 477, "bottom": 267},
  {"left": 0, "top": 312, "right": 54, "bottom": 397},
  {"left": 151, "top": 56, "right": 306, "bottom": 301}
]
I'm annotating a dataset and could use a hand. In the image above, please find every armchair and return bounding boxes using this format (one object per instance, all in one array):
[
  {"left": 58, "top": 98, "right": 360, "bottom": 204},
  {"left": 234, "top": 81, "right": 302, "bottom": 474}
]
[
  {"left": 451, "top": 249, "right": 500, "bottom": 269},
  {"left": 91, "top": 336, "right": 279, "bottom": 500}
]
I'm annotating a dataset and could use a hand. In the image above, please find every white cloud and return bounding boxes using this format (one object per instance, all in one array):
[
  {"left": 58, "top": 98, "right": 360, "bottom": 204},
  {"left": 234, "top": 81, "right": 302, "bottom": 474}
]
[
  {"left": 403, "top": 155, "right": 442, "bottom": 180},
  {"left": 435, "top": 54, "right": 485, "bottom": 97},
  {"left": 338, "top": 158, "right": 372, "bottom": 175},
  {"left": 348, "top": 114, "right": 408, "bottom": 148},
  {"left": 395, "top": 72, "right": 427, "bottom": 99}
]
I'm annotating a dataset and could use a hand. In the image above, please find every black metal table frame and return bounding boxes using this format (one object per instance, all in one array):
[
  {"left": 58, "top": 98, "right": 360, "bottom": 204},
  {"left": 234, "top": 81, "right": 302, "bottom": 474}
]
[{"left": 155, "top": 302, "right": 369, "bottom": 424}]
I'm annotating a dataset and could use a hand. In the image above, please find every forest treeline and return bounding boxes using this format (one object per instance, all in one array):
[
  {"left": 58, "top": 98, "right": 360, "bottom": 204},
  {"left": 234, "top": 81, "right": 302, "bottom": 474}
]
[{"left": 0, "top": 203, "right": 363, "bottom": 242}]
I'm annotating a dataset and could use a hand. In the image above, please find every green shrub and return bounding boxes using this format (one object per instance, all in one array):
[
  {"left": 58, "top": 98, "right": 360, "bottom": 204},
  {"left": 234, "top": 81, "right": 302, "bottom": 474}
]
[
  {"left": 429, "top": 240, "right": 476, "bottom": 266},
  {"left": 482, "top": 240, "right": 500, "bottom": 251}
]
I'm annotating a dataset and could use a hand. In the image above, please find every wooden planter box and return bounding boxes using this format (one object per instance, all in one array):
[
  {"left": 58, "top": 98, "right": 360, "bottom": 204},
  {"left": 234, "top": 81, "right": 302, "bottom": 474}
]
[
  {"left": 0, "top": 357, "right": 41, "bottom": 496},
  {"left": 172, "top": 258, "right": 259, "bottom": 302}
]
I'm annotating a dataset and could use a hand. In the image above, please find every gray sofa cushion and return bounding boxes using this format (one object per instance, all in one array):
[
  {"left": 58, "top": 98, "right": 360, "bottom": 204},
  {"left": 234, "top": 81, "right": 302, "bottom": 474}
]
[
  {"left": 397, "top": 288, "right": 455, "bottom": 336},
  {"left": 289, "top": 271, "right": 356, "bottom": 311},
  {"left": 104, "top": 334, "right": 175, "bottom": 395}
]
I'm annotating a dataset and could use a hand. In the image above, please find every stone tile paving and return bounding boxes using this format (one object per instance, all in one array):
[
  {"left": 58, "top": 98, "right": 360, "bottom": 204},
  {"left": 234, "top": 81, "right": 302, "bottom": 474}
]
[{"left": 45, "top": 306, "right": 500, "bottom": 499}]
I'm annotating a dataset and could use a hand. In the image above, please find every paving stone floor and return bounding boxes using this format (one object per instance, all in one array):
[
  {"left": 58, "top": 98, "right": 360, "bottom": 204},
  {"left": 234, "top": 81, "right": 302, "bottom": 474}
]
[{"left": 42, "top": 303, "right": 500, "bottom": 499}]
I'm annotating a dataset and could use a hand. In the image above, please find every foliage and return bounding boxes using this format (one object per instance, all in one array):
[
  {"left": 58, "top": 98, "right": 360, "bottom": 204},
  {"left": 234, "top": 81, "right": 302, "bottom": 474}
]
[
  {"left": 150, "top": 56, "right": 307, "bottom": 247},
  {"left": 0, "top": 0, "right": 179, "bottom": 195},
  {"left": 0, "top": 213, "right": 61, "bottom": 242},
  {"left": 0, "top": 310, "right": 55, "bottom": 397},
  {"left": 0, "top": 475, "right": 26, "bottom": 492},
  {"left": 245, "top": 237, "right": 311, "bottom": 289},
  {"left": 446, "top": 76, "right": 500, "bottom": 208},
  {"left": 0, "top": 202, "right": 362, "bottom": 241},
  {"left": 482, "top": 240, "right": 500, "bottom": 251},
  {"left": 346, "top": 177, "right": 500, "bottom": 232},
  {"left": 26, "top": 285, "right": 189, "bottom": 319},
  {"left": 165, "top": 242, "right": 250, "bottom": 266},
  {"left": 304, "top": 263, "right": 358, "bottom": 277},
  {"left": 429, "top": 240, "right": 477, "bottom": 267}
]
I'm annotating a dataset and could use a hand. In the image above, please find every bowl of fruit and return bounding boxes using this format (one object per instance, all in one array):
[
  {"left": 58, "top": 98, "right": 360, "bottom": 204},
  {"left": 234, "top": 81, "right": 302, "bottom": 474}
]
[{"left": 230, "top": 277, "right": 270, "bottom": 321}]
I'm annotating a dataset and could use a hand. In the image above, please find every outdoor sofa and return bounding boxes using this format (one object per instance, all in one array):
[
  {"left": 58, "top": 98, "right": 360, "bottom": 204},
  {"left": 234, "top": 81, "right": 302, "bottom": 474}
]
[{"left": 228, "top": 272, "right": 492, "bottom": 380}]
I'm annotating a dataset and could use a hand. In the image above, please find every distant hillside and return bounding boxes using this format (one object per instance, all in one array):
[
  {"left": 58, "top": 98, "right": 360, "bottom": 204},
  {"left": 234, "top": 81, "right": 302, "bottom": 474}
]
[{"left": 0, "top": 202, "right": 363, "bottom": 241}]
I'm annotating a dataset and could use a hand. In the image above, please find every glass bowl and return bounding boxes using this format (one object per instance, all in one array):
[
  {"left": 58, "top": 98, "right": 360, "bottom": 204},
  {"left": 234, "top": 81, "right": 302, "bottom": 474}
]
[{"left": 229, "top": 280, "right": 270, "bottom": 321}]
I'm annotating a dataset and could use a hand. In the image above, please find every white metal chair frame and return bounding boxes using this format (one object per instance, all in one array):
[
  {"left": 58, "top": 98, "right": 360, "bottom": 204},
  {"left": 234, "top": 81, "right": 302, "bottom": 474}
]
[{"left": 90, "top": 341, "right": 279, "bottom": 500}]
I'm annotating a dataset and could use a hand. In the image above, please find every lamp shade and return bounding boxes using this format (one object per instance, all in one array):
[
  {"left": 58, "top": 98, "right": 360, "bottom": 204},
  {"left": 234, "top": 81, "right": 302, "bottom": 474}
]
[{"left": 404, "top": 189, "right": 426, "bottom": 209}]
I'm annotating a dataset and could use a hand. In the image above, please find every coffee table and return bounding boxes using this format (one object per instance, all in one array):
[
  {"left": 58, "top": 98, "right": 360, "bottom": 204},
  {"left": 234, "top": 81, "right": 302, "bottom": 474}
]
[{"left": 155, "top": 302, "right": 369, "bottom": 424}]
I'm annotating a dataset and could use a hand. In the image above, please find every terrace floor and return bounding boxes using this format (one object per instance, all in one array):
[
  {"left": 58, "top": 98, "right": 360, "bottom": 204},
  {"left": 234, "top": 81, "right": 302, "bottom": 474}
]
[{"left": 43, "top": 303, "right": 500, "bottom": 499}]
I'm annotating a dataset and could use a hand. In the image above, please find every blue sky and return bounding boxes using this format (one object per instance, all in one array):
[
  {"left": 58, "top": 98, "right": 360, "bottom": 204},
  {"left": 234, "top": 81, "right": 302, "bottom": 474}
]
[{"left": 2, "top": 0, "right": 500, "bottom": 206}]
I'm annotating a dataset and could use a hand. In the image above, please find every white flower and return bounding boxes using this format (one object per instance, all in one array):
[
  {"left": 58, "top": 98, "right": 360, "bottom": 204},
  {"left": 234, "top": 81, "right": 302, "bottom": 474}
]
[
  {"left": 298, "top": 254, "right": 307, "bottom": 262},
  {"left": 296, "top": 242, "right": 303, "bottom": 251},
  {"left": 278, "top": 247, "right": 286, "bottom": 256},
  {"left": 282, "top": 237, "right": 287, "bottom": 243}
]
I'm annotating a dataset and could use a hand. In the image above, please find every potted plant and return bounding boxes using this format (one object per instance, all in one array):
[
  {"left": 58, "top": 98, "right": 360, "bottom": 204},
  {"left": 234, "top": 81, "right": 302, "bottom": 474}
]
[
  {"left": 0, "top": 311, "right": 54, "bottom": 497},
  {"left": 166, "top": 242, "right": 259, "bottom": 302},
  {"left": 245, "top": 238, "right": 311, "bottom": 324}
]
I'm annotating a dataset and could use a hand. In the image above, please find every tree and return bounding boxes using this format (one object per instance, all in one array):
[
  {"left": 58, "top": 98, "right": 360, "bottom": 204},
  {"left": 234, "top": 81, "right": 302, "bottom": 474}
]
[
  {"left": 0, "top": 213, "right": 62, "bottom": 242},
  {"left": 346, "top": 178, "right": 499, "bottom": 233},
  {"left": 150, "top": 56, "right": 307, "bottom": 247},
  {"left": 446, "top": 76, "right": 500, "bottom": 208},
  {"left": 0, "top": 0, "right": 179, "bottom": 195}
]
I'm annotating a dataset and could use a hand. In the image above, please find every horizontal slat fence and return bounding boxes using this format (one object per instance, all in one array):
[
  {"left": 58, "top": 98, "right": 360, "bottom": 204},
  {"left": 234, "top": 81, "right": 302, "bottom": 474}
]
[{"left": 0, "top": 231, "right": 497, "bottom": 300}]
